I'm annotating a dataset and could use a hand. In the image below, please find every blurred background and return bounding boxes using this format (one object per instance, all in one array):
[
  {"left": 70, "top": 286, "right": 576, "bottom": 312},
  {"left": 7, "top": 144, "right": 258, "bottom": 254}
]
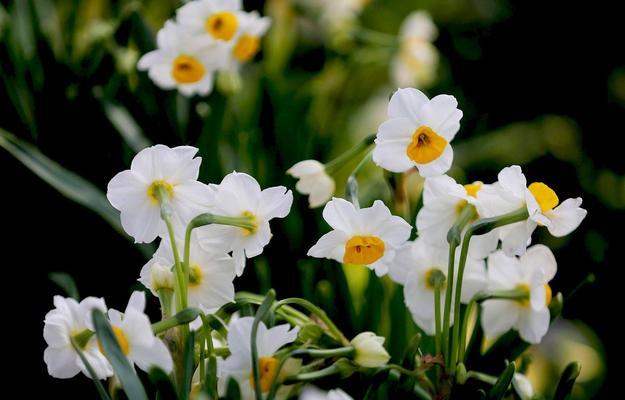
[{"left": 1, "top": 0, "right": 619, "bottom": 398}]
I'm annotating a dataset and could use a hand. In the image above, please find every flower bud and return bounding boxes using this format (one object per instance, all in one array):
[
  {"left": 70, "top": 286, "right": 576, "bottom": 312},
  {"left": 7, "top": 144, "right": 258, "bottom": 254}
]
[
  {"left": 151, "top": 262, "right": 175, "bottom": 292},
  {"left": 287, "top": 160, "right": 335, "bottom": 208},
  {"left": 350, "top": 332, "right": 390, "bottom": 368},
  {"left": 512, "top": 373, "right": 534, "bottom": 400}
]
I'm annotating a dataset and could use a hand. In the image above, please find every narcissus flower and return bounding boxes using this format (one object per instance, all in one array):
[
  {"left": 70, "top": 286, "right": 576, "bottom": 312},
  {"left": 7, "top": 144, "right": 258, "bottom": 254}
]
[
  {"left": 197, "top": 171, "right": 293, "bottom": 275},
  {"left": 219, "top": 317, "right": 299, "bottom": 399},
  {"left": 300, "top": 385, "right": 354, "bottom": 400},
  {"left": 225, "top": 11, "right": 271, "bottom": 68},
  {"left": 137, "top": 21, "right": 224, "bottom": 96},
  {"left": 43, "top": 296, "right": 112, "bottom": 379},
  {"left": 477, "top": 165, "right": 587, "bottom": 256},
  {"left": 389, "top": 239, "right": 486, "bottom": 335},
  {"left": 350, "top": 332, "right": 391, "bottom": 368},
  {"left": 373, "top": 88, "right": 462, "bottom": 177},
  {"left": 307, "top": 198, "right": 412, "bottom": 276},
  {"left": 287, "top": 160, "right": 335, "bottom": 208},
  {"left": 107, "top": 145, "right": 211, "bottom": 243},
  {"left": 106, "top": 292, "right": 173, "bottom": 373},
  {"left": 177, "top": 0, "right": 245, "bottom": 43},
  {"left": 481, "top": 245, "right": 557, "bottom": 344},
  {"left": 416, "top": 175, "right": 498, "bottom": 259}
]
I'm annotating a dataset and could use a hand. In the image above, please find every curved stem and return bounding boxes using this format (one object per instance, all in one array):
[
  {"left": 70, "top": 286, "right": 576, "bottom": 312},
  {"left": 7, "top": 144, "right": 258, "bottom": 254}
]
[
  {"left": 345, "top": 150, "right": 373, "bottom": 208},
  {"left": 324, "top": 134, "right": 375, "bottom": 174},
  {"left": 274, "top": 298, "right": 349, "bottom": 345},
  {"left": 282, "top": 363, "right": 341, "bottom": 384}
]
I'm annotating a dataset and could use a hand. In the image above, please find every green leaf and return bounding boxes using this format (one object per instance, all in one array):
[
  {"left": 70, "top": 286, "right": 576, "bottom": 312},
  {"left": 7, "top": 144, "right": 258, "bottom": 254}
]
[
  {"left": 49, "top": 272, "right": 79, "bottom": 299},
  {"left": 102, "top": 101, "right": 151, "bottom": 153},
  {"left": 553, "top": 362, "right": 581, "bottom": 400},
  {"left": 225, "top": 377, "right": 241, "bottom": 400},
  {"left": 149, "top": 367, "right": 179, "bottom": 400},
  {"left": 487, "top": 361, "right": 515, "bottom": 400},
  {"left": 180, "top": 330, "right": 196, "bottom": 400},
  {"left": 92, "top": 310, "right": 148, "bottom": 400},
  {"left": 70, "top": 339, "right": 112, "bottom": 400},
  {"left": 251, "top": 289, "right": 276, "bottom": 400},
  {"left": 0, "top": 129, "right": 124, "bottom": 236}
]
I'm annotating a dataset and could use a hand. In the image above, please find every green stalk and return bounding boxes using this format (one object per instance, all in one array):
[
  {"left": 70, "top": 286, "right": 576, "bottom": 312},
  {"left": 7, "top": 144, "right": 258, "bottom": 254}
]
[
  {"left": 434, "top": 283, "right": 442, "bottom": 356},
  {"left": 282, "top": 363, "right": 341, "bottom": 384},
  {"left": 251, "top": 290, "right": 276, "bottom": 400},
  {"left": 345, "top": 150, "right": 373, "bottom": 208},
  {"left": 274, "top": 298, "right": 349, "bottom": 345},
  {"left": 324, "top": 134, "right": 375, "bottom": 174}
]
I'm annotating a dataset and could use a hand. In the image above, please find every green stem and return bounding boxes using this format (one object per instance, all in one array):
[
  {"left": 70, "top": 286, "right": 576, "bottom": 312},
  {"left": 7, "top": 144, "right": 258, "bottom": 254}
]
[
  {"left": 466, "top": 370, "right": 498, "bottom": 385},
  {"left": 292, "top": 347, "right": 355, "bottom": 359},
  {"left": 274, "top": 298, "right": 349, "bottom": 345},
  {"left": 345, "top": 150, "right": 373, "bottom": 208},
  {"left": 152, "top": 308, "right": 201, "bottom": 335},
  {"left": 434, "top": 284, "right": 442, "bottom": 356},
  {"left": 324, "top": 134, "right": 375, "bottom": 174},
  {"left": 234, "top": 292, "right": 310, "bottom": 326},
  {"left": 282, "top": 364, "right": 341, "bottom": 384},
  {"left": 251, "top": 290, "right": 276, "bottom": 400}
]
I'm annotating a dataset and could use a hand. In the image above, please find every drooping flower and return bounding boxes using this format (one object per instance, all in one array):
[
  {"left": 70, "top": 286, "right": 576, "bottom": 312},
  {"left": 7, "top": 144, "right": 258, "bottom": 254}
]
[
  {"left": 416, "top": 175, "right": 498, "bottom": 259},
  {"left": 307, "top": 198, "right": 412, "bottom": 276},
  {"left": 177, "top": 0, "right": 245, "bottom": 43},
  {"left": 477, "top": 165, "right": 587, "bottom": 256},
  {"left": 219, "top": 317, "right": 299, "bottom": 399},
  {"left": 350, "top": 332, "right": 390, "bottom": 368},
  {"left": 373, "top": 88, "right": 463, "bottom": 177},
  {"left": 197, "top": 171, "right": 293, "bottom": 275},
  {"left": 391, "top": 11, "right": 439, "bottom": 89},
  {"left": 388, "top": 239, "right": 486, "bottom": 335},
  {"left": 43, "top": 296, "right": 112, "bottom": 379},
  {"left": 105, "top": 292, "right": 173, "bottom": 373},
  {"left": 137, "top": 21, "right": 225, "bottom": 96},
  {"left": 300, "top": 385, "right": 354, "bottom": 400},
  {"left": 224, "top": 11, "right": 271, "bottom": 69},
  {"left": 107, "top": 144, "right": 211, "bottom": 243},
  {"left": 287, "top": 160, "right": 335, "bottom": 208},
  {"left": 480, "top": 245, "right": 557, "bottom": 344}
]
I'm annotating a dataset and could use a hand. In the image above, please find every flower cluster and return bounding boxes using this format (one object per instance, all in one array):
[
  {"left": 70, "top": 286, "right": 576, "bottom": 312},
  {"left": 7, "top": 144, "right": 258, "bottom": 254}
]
[{"left": 138, "top": 0, "right": 271, "bottom": 96}]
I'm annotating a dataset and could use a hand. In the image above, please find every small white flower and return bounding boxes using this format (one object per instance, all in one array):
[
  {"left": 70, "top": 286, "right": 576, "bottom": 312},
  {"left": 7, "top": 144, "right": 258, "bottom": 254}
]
[
  {"left": 224, "top": 11, "right": 271, "bottom": 70},
  {"left": 416, "top": 175, "right": 499, "bottom": 259},
  {"left": 307, "top": 198, "right": 412, "bottom": 276},
  {"left": 287, "top": 160, "right": 335, "bottom": 208},
  {"left": 512, "top": 373, "right": 535, "bottom": 400},
  {"left": 477, "top": 165, "right": 587, "bottom": 256},
  {"left": 137, "top": 21, "right": 225, "bottom": 96},
  {"left": 300, "top": 385, "right": 354, "bottom": 400},
  {"left": 43, "top": 296, "right": 112, "bottom": 379},
  {"left": 107, "top": 144, "right": 212, "bottom": 243},
  {"left": 197, "top": 171, "right": 293, "bottom": 275},
  {"left": 481, "top": 245, "right": 557, "bottom": 344},
  {"left": 106, "top": 292, "right": 173, "bottom": 373},
  {"left": 389, "top": 239, "right": 486, "bottom": 335},
  {"left": 373, "top": 88, "right": 463, "bottom": 177},
  {"left": 350, "top": 332, "right": 390, "bottom": 368},
  {"left": 219, "top": 317, "right": 299, "bottom": 398},
  {"left": 177, "top": 0, "right": 245, "bottom": 43}
]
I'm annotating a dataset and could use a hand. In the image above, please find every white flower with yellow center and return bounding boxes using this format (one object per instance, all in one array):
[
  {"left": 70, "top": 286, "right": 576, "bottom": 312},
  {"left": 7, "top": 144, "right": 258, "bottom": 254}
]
[
  {"left": 177, "top": 0, "right": 245, "bottom": 43},
  {"left": 391, "top": 11, "right": 439, "bottom": 89},
  {"left": 300, "top": 385, "right": 354, "bottom": 400},
  {"left": 416, "top": 175, "right": 498, "bottom": 259},
  {"left": 105, "top": 292, "right": 173, "bottom": 373},
  {"left": 197, "top": 171, "right": 293, "bottom": 275},
  {"left": 219, "top": 317, "right": 299, "bottom": 399},
  {"left": 287, "top": 160, "right": 335, "bottom": 208},
  {"left": 137, "top": 21, "right": 224, "bottom": 96},
  {"left": 224, "top": 11, "right": 271, "bottom": 69},
  {"left": 372, "top": 88, "right": 463, "bottom": 177},
  {"left": 477, "top": 165, "right": 587, "bottom": 256},
  {"left": 388, "top": 239, "right": 486, "bottom": 335},
  {"left": 480, "top": 245, "right": 557, "bottom": 344},
  {"left": 107, "top": 144, "right": 212, "bottom": 243},
  {"left": 43, "top": 296, "right": 112, "bottom": 379},
  {"left": 307, "top": 198, "right": 412, "bottom": 276}
]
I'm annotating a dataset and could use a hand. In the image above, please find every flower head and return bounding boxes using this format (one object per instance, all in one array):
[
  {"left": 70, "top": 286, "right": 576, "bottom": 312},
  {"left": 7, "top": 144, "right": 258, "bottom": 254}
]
[
  {"left": 225, "top": 11, "right": 271, "bottom": 68},
  {"left": 107, "top": 144, "right": 211, "bottom": 243},
  {"left": 307, "top": 198, "right": 411, "bottom": 276},
  {"left": 350, "top": 332, "right": 390, "bottom": 368},
  {"left": 177, "top": 0, "right": 245, "bottom": 43},
  {"left": 373, "top": 88, "right": 462, "bottom": 177},
  {"left": 481, "top": 245, "right": 557, "bottom": 344},
  {"left": 197, "top": 171, "right": 293, "bottom": 275},
  {"left": 287, "top": 160, "right": 335, "bottom": 208},
  {"left": 43, "top": 296, "right": 112, "bottom": 379}
]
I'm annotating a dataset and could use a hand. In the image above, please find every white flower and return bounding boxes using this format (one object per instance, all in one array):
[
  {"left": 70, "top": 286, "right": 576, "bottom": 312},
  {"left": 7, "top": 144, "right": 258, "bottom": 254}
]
[
  {"left": 197, "top": 171, "right": 293, "bottom": 275},
  {"left": 177, "top": 0, "right": 245, "bottom": 43},
  {"left": 219, "top": 317, "right": 299, "bottom": 398},
  {"left": 391, "top": 11, "right": 439, "bottom": 89},
  {"left": 300, "top": 385, "right": 354, "bottom": 400},
  {"left": 107, "top": 144, "right": 212, "bottom": 243},
  {"left": 373, "top": 88, "right": 463, "bottom": 177},
  {"left": 305, "top": 0, "right": 367, "bottom": 33},
  {"left": 106, "top": 292, "right": 173, "bottom": 373},
  {"left": 140, "top": 231, "right": 236, "bottom": 312},
  {"left": 224, "top": 11, "right": 271, "bottom": 69},
  {"left": 477, "top": 165, "right": 587, "bottom": 256},
  {"left": 416, "top": 175, "right": 499, "bottom": 259},
  {"left": 350, "top": 332, "right": 390, "bottom": 368},
  {"left": 137, "top": 21, "right": 225, "bottom": 96},
  {"left": 389, "top": 239, "right": 486, "bottom": 335},
  {"left": 307, "top": 198, "right": 412, "bottom": 276},
  {"left": 147, "top": 262, "right": 175, "bottom": 292},
  {"left": 481, "top": 245, "right": 557, "bottom": 344},
  {"left": 43, "top": 296, "right": 112, "bottom": 379},
  {"left": 512, "top": 373, "right": 535, "bottom": 400},
  {"left": 287, "top": 160, "right": 335, "bottom": 208}
]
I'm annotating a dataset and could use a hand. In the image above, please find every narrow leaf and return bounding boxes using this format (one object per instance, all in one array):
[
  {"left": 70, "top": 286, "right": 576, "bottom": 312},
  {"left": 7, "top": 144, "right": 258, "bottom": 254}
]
[
  {"left": 553, "top": 362, "right": 581, "bottom": 400},
  {"left": 251, "top": 289, "right": 276, "bottom": 400},
  {"left": 487, "top": 361, "right": 515, "bottom": 400},
  {"left": 70, "top": 339, "right": 112, "bottom": 400},
  {"left": 180, "top": 330, "right": 196, "bottom": 400},
  {"left": 148, "top": 367, "right": 178, "bottom": 400},
  {"left": 102, "top": 101, "right": 150, "bottom": 153},
  {"left": 49, "top": 272, "right": 79, "bottom": 299}
]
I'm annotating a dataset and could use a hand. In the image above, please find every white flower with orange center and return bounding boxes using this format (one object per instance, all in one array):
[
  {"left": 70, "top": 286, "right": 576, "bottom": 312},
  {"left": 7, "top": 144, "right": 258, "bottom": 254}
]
[
  {"left": 137, "top": 21, "right": 225, "bottom": 96},
  {"left": 287, "top": 159, "right": 335, "bottom": 208},
  {"left": 307, "top": 198, "right": 412, "bottom": 276},
  {"left": 224, "top": 11, "right": 271, "bottom": 69},
  {"left": 480, "top": 245, "right": 557, "bottom": 344},
  {"left": 197, "top": 171, "right": 293, "bottom": 275},
  {"left": 107, "top": 144, "right": 212, "bottom": 243},
  {"left": 372, "top": 88, "right": 463, "bottom": 177},
  {"left": 43, "top": 296, "right": 112, "bottom": 379},
  {"left": 105, "top": 292, "right": 173, "bottom": 373},
  {"left": 177, "top": 0, "right": 245, "bottom": 43},
  {"left": 477, "top": 165, "right": 587, "bottom": 256},
  {"left": 416, "top": 175, "right": 498, "bottom": 259},
  {"left": 219, "top": 317, "right": 299, "bottom": 399}
]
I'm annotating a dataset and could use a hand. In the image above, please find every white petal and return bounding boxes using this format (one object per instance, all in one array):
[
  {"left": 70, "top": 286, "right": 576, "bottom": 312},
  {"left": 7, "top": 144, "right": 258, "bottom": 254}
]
[
  {"left": 121, "top": 309, "right": 154, "bottom": 349},
  {"left": 44, "top": 346, "right": 81, "bottom": 379},
  {"left": 461, "top": 258, "right": 487, "bottom": 303},
  {"left": 120, "top": 203, "right": 162, "bottom": 243},
  {"left": 307, "top": 230, "right": 349, "bottom": 263},
  {"left": 125, "top": 291, "right": 146, "bottom": 313},
  {"left": 321, "top": 198, "right": 359, "bottom": 233},
  {"left": 132, "top": 339, "right": 173, "bottom": 373},
  {"left": 257, "top": 323, "right": 299, "bottom": 357},
  {"left": 415, "top": 144, "right": 453, "bottom": 177},
  {"left": 417, "top": 94, "right": 462, "bottom": 141},
  {"left": 259, "top": 186, "right": 293, "bottom": 220},
  {"left": 107, "top": 170, "right": 149, "bottom": 211},
  {"left": 287, "top": 160, "right": 324, "bottom": 177},
  {"left": 388, "top": 88, "right": 429, "bottom": 123},
  {"left": 481, "top": 300, "right": 519, "bottom": 337},
  {"left": 372, "top": 138, "right": 414, "bottom": 173},
  {"left": 501, "top": 220, "right": 536, "bottom": 257},
  {"left": 520, "top": 244, "right": 557, "bottom": 282},
  {"left": 545, "top": 198, "right": 587, "bottom": 237},
  {"left": 487, "top": 251, "right": 521, "bottom": 290},
  {"left": 517, "top": 308, "right": 549, "bottom": 344},
  {"left": 497, "top": 165, "right": 527, "bottom": 199}
]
